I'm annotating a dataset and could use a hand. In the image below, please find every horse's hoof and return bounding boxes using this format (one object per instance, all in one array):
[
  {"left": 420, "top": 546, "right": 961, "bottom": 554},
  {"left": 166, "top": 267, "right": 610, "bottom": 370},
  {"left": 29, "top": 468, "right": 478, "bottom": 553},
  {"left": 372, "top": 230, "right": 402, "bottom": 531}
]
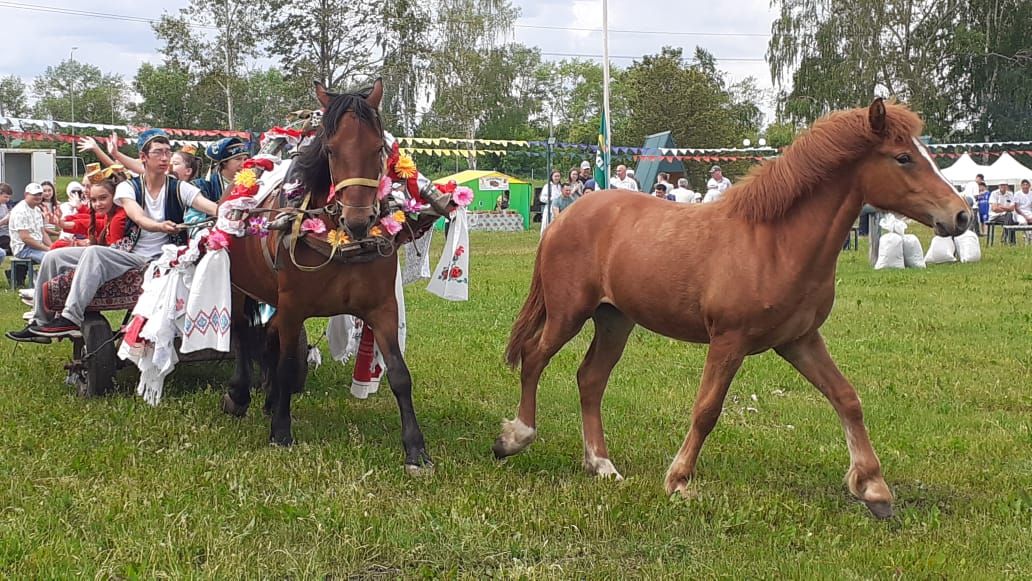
[
  {"left": 584, "top": 456, "right": 624, "bottom": 481},
  {"left": 269, "top": 433, "right": 294, "bottom": 447},
  {"left": 663, "top": 470, "right": 699, "bottom": 499},
  {"left": 491, "top": 438, "right": 513, "bottom": 459},
  {"left": 492, "top": 418, "right": 536, "bottom": 459},
  {"left": 863, "top": 500, "right": 895, "bottom": 520},
  {"left": 405, "top": 463, "right": 435, "bottom": 477},
  {"left": 220, "top": 393, "right": 248, "bottom": 417},
  {"left": 404, "top": 451, "right": 434, "bottom": 477}
]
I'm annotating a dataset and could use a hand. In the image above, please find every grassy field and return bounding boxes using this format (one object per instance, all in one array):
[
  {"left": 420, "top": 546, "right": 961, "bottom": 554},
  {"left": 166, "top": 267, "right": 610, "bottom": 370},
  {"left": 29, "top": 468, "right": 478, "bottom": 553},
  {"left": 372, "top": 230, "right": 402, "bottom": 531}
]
[{"left": 1, "top": 226, "right": 1030, "bottom": 578}]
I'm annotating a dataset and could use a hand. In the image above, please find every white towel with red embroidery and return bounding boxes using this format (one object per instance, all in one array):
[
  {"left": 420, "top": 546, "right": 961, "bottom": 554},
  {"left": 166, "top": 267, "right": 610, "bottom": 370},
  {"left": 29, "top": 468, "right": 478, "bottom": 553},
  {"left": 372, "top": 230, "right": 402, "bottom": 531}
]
[
  {"left": 118, "top": 243, "right": 196, "bottom": 405},
  {"left": 426, "top": 208, "right": 470, "bottom": 302},
  {"left": 180, "top": 247, "right": 232, "bottom": 354}
]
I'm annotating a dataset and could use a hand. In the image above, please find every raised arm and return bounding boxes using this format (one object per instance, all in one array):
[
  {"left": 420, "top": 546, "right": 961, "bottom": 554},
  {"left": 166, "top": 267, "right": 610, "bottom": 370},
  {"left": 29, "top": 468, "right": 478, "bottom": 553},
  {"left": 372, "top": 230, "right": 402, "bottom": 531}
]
[
  {"left": 78, "top": 136, "right": 118, "bottom": 168},
  {"left": 107, "top": 133, "right": 145, "bottom": 175}
]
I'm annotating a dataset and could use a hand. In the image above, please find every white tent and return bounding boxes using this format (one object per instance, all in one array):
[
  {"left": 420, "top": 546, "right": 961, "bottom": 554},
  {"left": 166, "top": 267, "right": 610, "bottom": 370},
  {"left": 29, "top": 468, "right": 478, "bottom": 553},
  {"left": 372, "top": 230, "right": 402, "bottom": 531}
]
[
  {"left": 983, "top": 152, "right": 1032, "bottom": 186},
  {"left": 940, "top": 153, "right": 988, "bottom": 187}
]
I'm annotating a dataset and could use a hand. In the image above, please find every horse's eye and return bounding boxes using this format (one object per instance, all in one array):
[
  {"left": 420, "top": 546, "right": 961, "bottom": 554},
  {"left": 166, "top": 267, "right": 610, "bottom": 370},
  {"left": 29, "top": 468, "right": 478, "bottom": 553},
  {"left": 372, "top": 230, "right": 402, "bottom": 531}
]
[{"left": 895, "top": 154, "right": 912, "bottom": 165}]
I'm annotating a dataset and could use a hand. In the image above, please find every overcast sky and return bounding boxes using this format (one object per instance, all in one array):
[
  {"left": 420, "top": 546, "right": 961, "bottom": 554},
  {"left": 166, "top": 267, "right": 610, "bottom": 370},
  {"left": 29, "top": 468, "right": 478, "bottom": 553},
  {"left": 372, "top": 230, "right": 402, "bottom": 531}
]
[{"left": 0, "top": 0, "right": 778, "bottom": 123}]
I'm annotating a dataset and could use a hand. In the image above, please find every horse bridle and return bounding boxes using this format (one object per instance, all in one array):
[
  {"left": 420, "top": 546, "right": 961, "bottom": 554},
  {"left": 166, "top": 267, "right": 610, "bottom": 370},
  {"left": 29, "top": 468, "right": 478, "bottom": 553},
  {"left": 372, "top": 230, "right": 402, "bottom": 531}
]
[{"left": 321, "top": 140, "right": 390, "bottom": 239}]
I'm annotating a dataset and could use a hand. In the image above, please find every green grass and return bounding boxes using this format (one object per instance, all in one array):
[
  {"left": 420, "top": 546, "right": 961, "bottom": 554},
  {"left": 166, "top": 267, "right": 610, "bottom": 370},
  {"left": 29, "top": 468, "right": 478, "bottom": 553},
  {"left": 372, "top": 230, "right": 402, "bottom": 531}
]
[{"left": 1, "top": 227, "right": 1030, "bottom": 578}]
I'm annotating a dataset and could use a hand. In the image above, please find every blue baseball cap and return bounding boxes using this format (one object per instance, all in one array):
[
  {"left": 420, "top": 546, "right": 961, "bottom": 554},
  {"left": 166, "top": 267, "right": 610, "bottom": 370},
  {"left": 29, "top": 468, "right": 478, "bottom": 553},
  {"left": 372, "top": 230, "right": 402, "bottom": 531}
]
[
  {"left": 205, "top": 137, "right": 248, "bottom": 163},
  {"left": 137, "top": 128, "right": 169, "bottom": 151}
]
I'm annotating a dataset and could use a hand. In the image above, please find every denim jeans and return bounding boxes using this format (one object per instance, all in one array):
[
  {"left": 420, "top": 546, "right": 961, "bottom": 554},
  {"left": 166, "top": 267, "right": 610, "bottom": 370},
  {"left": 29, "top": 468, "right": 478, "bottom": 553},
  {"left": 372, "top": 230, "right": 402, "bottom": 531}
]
[{"left": 15, "top": 246, "right": 46, "bottom": 263}]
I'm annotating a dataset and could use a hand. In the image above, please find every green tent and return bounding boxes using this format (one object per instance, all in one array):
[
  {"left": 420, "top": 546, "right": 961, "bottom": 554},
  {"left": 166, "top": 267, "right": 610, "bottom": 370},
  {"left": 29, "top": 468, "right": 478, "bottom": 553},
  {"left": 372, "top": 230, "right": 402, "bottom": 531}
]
[{"left": 432, "top": 170, "right": 533, "bottom": 229}]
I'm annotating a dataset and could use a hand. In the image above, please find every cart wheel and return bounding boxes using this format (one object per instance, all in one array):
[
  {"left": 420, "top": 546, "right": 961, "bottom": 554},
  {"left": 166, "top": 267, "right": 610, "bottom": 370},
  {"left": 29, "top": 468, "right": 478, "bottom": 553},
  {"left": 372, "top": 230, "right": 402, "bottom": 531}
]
[
  {"left": 69, "top": 338, "right": 87, "bottom": 394},
  {"left": 294, "top": 327, "right": 310, "bottom": 392},
  {"left": 81, "top": 313, "right": 116, "bottom": 397}
]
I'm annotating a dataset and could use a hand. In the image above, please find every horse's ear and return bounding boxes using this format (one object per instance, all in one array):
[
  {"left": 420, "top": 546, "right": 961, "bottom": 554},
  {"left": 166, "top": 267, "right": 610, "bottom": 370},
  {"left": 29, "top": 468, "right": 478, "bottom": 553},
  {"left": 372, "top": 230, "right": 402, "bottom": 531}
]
[
  {"left": 365, "top": 78, "right": 384, "bottom": 109},
  {"left": 868, "top": 97, "right": 886, "bottom": 136},
  {"left": 314, "top": 81, "right": 331, "bottom": 109}
]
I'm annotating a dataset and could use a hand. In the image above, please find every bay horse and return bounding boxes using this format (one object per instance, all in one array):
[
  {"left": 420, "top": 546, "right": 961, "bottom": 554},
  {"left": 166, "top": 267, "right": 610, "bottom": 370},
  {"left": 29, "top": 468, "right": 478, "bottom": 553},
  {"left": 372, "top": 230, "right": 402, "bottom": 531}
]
[
  {"left": 223, "top": 80, "right": 433, "bottom": 474},
  {"left": 495, "top": 99, "right": 970, "bottom": 518}
]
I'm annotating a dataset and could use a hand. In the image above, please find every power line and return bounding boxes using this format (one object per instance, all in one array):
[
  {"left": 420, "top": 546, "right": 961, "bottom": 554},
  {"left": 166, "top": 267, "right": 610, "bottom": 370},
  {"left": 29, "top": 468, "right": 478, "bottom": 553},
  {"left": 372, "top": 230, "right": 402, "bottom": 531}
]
[
  {"left": 3, "top": 1, "right": 770, "bottom": 40},
  {"left": 516, "top": 23, "right": 770, "bottom": 38},
  {"left": 540, "top": 51, "right": 767, "bottom": 63},
  {"left": 0, "top": 1, "right": 216, "bottom": 30}
]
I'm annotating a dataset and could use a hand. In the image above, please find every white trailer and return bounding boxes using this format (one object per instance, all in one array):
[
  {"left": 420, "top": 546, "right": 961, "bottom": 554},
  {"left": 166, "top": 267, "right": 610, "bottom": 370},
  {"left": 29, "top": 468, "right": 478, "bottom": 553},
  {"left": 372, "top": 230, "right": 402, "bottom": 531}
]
[{"left": 0, "top": 148, "right": 57, "bottom": 202}]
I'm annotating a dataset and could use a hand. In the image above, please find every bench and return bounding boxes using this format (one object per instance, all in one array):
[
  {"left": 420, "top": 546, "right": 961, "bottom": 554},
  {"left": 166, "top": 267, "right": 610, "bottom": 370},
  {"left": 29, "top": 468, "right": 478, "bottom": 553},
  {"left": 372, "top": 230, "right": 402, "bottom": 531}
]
[
  {"left": 42, "top": 267, "right": 145, "bottom": 314},
  {"left": 1002, "top": 224, "right": 1032, "bottom": 245},
  {"left": 988, "top": 223, "right": 1032, "bottom": 246},
  {"left": 5, "top": 257, "right": 38, "bottom": 289}
]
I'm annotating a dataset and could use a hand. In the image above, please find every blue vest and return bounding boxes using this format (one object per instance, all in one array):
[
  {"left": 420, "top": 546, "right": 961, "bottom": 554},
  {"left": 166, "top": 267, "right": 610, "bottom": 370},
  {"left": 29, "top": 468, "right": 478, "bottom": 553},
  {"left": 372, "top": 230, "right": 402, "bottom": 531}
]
[{"left": 123, "top": 176, "right": 187, "bottom": 248}]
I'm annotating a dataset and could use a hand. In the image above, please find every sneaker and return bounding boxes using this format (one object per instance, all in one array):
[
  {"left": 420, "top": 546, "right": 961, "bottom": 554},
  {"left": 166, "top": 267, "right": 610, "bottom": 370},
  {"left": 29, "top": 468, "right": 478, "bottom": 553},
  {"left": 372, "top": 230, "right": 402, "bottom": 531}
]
[
  {"left": 18, "top": 289, "right": 33, "bottom": 301},
  {"left": 5, "top": 327, "right": 51, "bottom": 344},
  {"left": 31, "top": 316, "right": 82, "bottom": 338},
  {"left": 21, "top": 297, "right": 34, "bottom": 307}
]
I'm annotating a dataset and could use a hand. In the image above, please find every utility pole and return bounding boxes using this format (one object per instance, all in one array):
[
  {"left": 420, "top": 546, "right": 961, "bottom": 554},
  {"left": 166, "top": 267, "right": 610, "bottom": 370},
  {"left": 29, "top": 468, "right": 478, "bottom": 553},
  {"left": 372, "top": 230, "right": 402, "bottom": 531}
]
[
  {"left": 546, "top": 112, "right": 555, "bottom": 218},
  {"left": 70, "top": 47, "right": 79, "bottom": 178}
]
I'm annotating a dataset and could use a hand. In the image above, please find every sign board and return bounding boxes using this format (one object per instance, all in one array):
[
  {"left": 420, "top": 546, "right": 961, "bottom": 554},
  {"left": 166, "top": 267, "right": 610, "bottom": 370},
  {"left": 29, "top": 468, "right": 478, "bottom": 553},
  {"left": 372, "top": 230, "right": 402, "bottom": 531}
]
[{"left": 479, "top": 176, "right": 509, "bottom": 191}]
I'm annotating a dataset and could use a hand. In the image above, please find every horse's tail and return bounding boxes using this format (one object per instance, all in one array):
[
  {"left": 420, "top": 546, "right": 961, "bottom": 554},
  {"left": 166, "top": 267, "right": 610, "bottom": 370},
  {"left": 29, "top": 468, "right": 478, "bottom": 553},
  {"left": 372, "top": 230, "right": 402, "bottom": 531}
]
[{"left": 505, "top": 253, "right": 547, "bottom": 369}]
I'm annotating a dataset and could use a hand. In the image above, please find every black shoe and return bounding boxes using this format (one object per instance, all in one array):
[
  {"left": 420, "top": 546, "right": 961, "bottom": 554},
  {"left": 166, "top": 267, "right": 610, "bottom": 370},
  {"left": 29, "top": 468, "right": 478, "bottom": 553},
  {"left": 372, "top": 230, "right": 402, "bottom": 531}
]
[
  {"left": 6, "top": 327, "right": 52, "bottom": 344},
  {"left": 31, "top": 316, "right": 82, "bottom": 338}
]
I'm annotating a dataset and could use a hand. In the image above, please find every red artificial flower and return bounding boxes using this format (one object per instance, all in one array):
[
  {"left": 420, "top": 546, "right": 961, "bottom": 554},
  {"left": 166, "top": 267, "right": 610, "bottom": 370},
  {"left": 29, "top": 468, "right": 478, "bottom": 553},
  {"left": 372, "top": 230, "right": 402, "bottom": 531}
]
[
  {"left": 242, "top": 157, "right": 274, "bottom": 171},
  {"left": 436, "top": 180, "right": 457, "bottom": 194},
  {"left": 386, "top": 142, "right": 401, "bottom": 180},
  {"left": 449, "top": 266, "right": 463, "bottom": 279},
  {"left": 454, "top": 245, "right": 465, "bottom": 257}
]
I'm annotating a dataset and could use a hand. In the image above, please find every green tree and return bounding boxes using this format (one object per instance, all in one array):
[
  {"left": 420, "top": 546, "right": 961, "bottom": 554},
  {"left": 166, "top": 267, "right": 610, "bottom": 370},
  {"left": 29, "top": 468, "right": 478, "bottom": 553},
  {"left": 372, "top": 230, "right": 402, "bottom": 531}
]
[
  {"left": 949, "top": 0, "right": 1032, "bottom": 140},
  {"left": 538, "top": 59, "right": 631, "bottom": 146},
  {"left": 153, "top": 0, "right": 263, "bottom": 129},
  {"left": 0, "top": 75, "right": 29, "bottom": 117},
  {"left": 132, "top": 63, "right": 198, "bottom": 127},
  {"left": 233, "top": 69, "right": 312, "bottom": 131},
  {"left": 765, "top": 0, "right": 1031, "bottom": 138},
  {"left": 378, "top": 0, "right": 432, "bottom": 135},
  {"left": 762, "top": 120, "right": 798, "bottom": 149},
  {"left": 620, "top": 47, "right": 761, "bottom": 149},
  {"left": 262, "top": 0, "right": 385, "bottom": 89},
  {"left": 32, "top": 60, "right": 128, "bottom": 124},
  {"left": 421, "top": 0, "right": 522, "bottom": 168}
]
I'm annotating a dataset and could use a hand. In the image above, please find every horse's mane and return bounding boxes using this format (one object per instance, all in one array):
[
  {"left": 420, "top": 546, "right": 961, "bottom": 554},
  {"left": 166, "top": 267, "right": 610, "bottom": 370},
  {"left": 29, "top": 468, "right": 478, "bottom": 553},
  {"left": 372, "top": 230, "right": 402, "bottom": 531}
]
[
  {"left": 726, "top": 102, "right": 924, "bottom": 222},
  {"left": 293, "top": 86, "right": 383, "bottom": 203}
]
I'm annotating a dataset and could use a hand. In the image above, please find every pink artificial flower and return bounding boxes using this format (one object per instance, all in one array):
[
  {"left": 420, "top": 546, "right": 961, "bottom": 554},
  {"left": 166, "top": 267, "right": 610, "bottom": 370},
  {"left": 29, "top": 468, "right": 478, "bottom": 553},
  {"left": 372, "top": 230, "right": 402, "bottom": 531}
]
[
  {"left": 206, "top": 228, "right": 230, "bottom": 251},
  {"left": 402, "top": 196, "right": 428, "bottom": 214},
  {"left": 377, "top": 176, "right": 393, "bottom": 201},
  {"left": 283, "top": 181, "right": 304, "bottom": 200},
  {"left": 301, "top": 218, "right": 326, "bottom": 235},
  {"left": 454, "top": 185, "right": 474, "bottom": 207},
  {"left": 380, "top": 214, "right": 403, "bottom": 236},
  {"left": 247, "top": 216, "right": 269, "bottom": 238}
]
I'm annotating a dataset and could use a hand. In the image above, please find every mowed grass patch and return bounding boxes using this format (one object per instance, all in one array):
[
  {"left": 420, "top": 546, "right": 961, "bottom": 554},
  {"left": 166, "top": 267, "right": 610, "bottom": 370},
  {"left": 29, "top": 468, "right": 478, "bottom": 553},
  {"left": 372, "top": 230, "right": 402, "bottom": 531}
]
[{"left": 0, "top": 227, "right": 1030, "bottom": 577}]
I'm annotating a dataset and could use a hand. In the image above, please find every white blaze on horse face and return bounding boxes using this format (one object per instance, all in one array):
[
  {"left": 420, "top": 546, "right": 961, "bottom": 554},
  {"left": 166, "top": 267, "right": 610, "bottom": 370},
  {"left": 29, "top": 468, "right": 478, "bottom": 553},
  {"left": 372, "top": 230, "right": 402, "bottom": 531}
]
[{"left": 912, "top": 137, "right": 954, "bottom": 189}]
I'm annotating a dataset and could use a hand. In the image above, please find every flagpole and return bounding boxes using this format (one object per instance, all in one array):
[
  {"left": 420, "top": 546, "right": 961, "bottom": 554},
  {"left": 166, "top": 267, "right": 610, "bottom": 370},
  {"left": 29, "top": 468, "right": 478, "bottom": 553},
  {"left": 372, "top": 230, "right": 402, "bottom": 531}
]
[{"left": 601, "top": 0, "right": 612, "bottom": 188}]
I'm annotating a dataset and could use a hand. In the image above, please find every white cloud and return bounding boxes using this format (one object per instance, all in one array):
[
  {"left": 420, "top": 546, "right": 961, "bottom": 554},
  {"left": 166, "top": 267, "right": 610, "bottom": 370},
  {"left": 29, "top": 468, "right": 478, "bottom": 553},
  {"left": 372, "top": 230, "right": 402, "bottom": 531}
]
[
  {"left": 3, "top": 0, "right": 778, "bottom": 124},
  {"left": 512, "top": 0, "right": 778, "bottom": 123},
  {"left": 0, "top": 0, "right": 189, "bottom": 86}
]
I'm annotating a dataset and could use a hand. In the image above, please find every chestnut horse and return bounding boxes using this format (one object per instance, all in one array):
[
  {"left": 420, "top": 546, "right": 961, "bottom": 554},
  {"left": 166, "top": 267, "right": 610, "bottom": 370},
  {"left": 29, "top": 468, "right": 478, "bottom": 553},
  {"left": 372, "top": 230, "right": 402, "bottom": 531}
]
[
  {"left": 495, "top": 99, "right": 970, "bottom": 518},
  {"left": 223, "top": 80, "right": 433, "bottom": 473}
]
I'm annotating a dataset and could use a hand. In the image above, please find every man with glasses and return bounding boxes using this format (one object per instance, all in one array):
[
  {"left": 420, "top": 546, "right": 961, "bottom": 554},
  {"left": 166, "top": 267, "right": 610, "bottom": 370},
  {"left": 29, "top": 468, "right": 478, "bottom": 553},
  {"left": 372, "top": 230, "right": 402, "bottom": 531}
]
[{"left": 7, "top": 129, "right": 218, "bottom": 341}]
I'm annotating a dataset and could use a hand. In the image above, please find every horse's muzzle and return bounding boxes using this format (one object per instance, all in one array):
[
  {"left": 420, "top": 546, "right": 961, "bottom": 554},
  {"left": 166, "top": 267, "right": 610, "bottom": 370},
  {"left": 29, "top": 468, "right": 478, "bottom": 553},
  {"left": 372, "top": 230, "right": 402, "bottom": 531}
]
[
  {"left": 934, "top": 210, "right": 971, "bottom": 237},
  {"left": 344, "top": 215, "right": 376, "bottom": 239}
]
